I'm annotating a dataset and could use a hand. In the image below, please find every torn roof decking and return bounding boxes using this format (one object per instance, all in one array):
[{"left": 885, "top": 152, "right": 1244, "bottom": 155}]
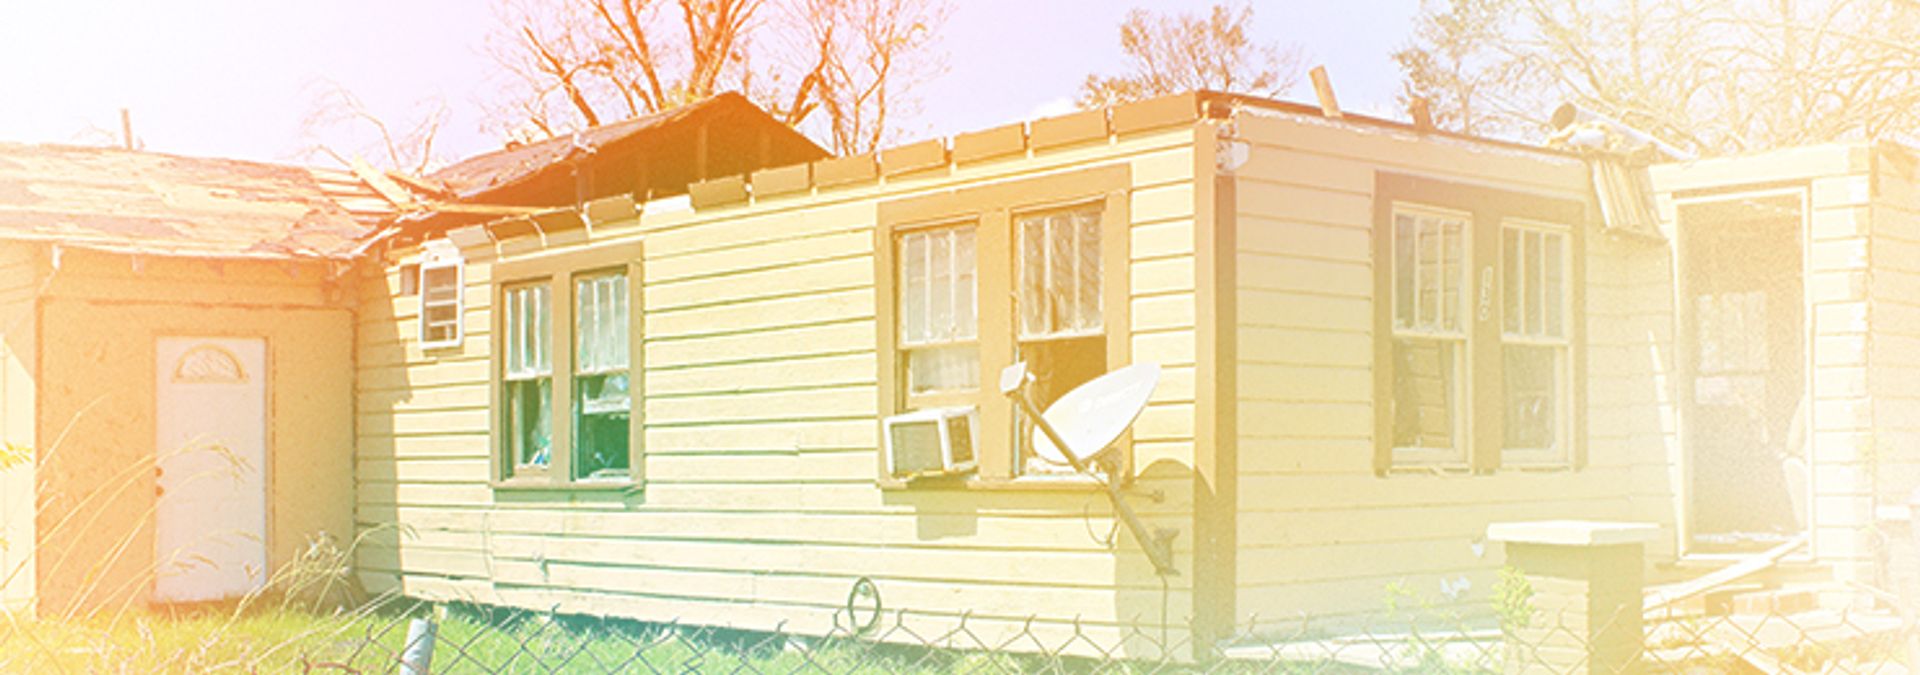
[
  {"left": 0, "top": 142, "right": 390, "bottom": 260},
  {"left": 424, "top": 92, "right": 827, "bottom": 208}
]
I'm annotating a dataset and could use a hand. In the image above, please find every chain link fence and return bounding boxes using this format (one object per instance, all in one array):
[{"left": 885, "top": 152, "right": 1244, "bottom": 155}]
[{"left": 285, "top": 594, "right": 1919, "bottom": 674}]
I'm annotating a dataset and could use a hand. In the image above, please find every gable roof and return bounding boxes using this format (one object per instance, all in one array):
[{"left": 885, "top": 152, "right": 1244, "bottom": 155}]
[
  {"left": 425, "top": 91, "right": 828, "bottom": 206},
  {"left": 0, "top": 143, "right": 389, "bottom": 260}
]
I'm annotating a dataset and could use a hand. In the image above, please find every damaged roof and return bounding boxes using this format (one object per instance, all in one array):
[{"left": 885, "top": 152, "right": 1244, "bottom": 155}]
[
  {"left": 0, "top": 142, "right": 390, "bottom": 260},
  {"left": 424, "top": 91, "right": 827, "bottom": 206}
]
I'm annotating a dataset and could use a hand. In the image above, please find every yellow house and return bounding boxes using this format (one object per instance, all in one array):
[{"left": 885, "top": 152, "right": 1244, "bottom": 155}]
[
  {"left": 0, "top": 143, "right": 383, "bottom": 615},
  {"left": 354, "top": 90, "right": 1701, "bottom": 655}
]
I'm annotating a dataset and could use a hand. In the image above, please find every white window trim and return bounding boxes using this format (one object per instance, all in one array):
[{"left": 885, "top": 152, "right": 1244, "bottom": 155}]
[
  {"left": 418, "top": 242, "right": 466, "bottom": 350},
  {"left": 1390, "top": 203, "right": 1472, "bottom": 465},
  {"left": 1501, "top": 218, "right": 1573, "bottom": 467}
]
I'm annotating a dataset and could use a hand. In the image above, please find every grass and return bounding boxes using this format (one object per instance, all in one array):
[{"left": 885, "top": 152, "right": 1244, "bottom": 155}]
[{"left": 0, "top": 600, "right": 1032, "bottom": 673}]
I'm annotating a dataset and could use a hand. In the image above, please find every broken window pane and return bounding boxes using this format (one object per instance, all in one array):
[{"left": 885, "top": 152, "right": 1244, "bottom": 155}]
[
  {"left": 1391, "top": 337, "right": 1459, "bottom": 452},
  {"left": 1500, "top": 223, "right": 1571, "bottom": 461},
  {"left": 575, "top": 271, "right": 631, "bottom": 479},
  {"left": 503, "top": 283, "right": 552, "bottom": 469},
  {"left": 507, "top": 378, "right": 552, "bottom": 467},
  {"left": 1504, "top": 344, "right": 1558, "bottom": 452}
]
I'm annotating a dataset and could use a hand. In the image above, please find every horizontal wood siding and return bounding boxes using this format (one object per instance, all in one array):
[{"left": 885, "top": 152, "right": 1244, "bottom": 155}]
[
  {"left": 1867, "top": 146, "right": 1920, "bottom": 576},
  {"left": 356, "top": 129, "right": 1202, "bottom": 654},
  {"left": 1230, "top": 112, "right": 1657, "bottom": 627},
  {"left": 0, "top": 243, "right": 35, "bottom": 611}
]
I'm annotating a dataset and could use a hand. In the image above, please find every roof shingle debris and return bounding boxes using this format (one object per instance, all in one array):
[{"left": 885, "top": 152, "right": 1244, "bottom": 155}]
[{"left": 0, "top": 142, "right": 390, "bottom": 260}]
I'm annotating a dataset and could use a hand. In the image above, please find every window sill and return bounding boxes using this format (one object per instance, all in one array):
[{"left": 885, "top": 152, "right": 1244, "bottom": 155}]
[
  {"left": 877, "top": 473, "right": 1115, "bottom": 492},
  {"left": 491, "top": 477, "right": 642, "bottom": 492}
]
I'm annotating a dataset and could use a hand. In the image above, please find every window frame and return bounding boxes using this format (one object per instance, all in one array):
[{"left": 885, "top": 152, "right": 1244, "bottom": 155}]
[
  {"left": 490, "top": 241, "right": 646, "bottom": 489},
  {"left": 895, "top": 219, "right": 981, "bottom": 409},
  {"left": 874, "top": 164, "right": 1131, "bottom": 490},
  {"left": 1498, "top": 218, "right": 1575, "bottom": 467},
  {"left": 1371, "top": 173, "right": 1587, "bottom": 475},
  {"left": 1387, "top": 204, "right": 1474, "bottom": 466},
  {"left": 418, "top": 246, "right": 465, "bottom": 350}
]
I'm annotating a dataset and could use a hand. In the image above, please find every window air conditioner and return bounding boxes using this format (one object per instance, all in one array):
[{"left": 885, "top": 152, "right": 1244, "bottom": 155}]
[{"left": 882, "top": 406, "right": 979, "bottom": 478}]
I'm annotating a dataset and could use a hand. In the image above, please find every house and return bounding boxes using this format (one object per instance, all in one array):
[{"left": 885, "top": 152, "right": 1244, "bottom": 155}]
[
  {"left": 0, "top": 142, "right": 390, "bottom": 614},
  {"left": 7, "top": 85, "right": 1918, "bottom": 659},
  {"left": 346, "top": 90, "right": 1650, "bottom": 657},
  {"left": 353, "top": 89, "right": 1920, "bottom": 657}
]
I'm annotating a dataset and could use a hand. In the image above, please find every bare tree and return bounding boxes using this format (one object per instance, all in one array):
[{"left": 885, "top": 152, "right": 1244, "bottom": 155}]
[
  {"left": 487, "top": 0, "right": 947, "bottom": 155},
  {"left": 1077, "top": 2, "right": 1303, "bottom": 109},
  {"left": 1395, "top": 0, "right": 1920, "bottom": 155},
  {"left": 300, "top": 80, "right": 451, "bottom": 175}
]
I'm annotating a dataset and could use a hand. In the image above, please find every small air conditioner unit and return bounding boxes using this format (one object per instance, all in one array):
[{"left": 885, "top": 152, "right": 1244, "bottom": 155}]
[{"left": 882, "top": 406, "right": 979, "bottom": 478}]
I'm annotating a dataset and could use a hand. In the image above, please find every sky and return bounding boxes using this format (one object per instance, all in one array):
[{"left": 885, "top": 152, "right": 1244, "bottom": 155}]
[{"left": 0, "top": 1, "right": 1421, "bottom": 168}]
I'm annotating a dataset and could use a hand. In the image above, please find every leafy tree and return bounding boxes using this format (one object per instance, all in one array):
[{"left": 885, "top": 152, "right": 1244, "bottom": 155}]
[
  {"left": 1395, "top": 0, "right": 1920, "bottom": 155},
  {"left": 1077, "top": 2, "right": 1302, "bottom": 108},
  {"left": 488, "top": 0, "right": 948, "bottom": 155}
]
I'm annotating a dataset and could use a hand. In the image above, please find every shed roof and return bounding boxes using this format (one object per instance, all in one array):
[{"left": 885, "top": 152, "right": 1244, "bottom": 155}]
[{"left": 0, "top": 142, "right": 389, "bottom": 260}]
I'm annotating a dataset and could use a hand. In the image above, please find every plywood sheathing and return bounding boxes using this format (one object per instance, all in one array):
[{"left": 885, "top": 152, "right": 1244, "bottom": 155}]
[
  {"left": 688, "top": 175, "right": 749, "bottom": 209},
  {"left": 813, "top": 153, "right": 878, "bottom": 187},
  {"left": 584, "top": 194, "right": 637, "bottom": 225},
  {"left": 1030, "top": 109, "right": 1110, "bottom": 151},
  {"left": 879, "top": 139, "right": 948, "bottom": 178},
  {"left": 951, "top": 123, "right": 1025, "bottom": 164},
  {"left": 1112, "top": 94, "right": 1199, "bottom": 135},
  {"left": 750, "top": 163, "right": 811, "bottom": 198}
]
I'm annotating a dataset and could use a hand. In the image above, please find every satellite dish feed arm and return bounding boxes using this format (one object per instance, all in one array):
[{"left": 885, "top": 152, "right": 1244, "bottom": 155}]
[{"left": 1001, "top": 363, "right": 1179, "bottom": 577}]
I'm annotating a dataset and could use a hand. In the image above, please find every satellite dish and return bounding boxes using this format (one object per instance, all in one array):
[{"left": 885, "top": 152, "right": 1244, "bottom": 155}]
[{"left": 1030, "top": 363, "right": 1160, "bottom": 467}]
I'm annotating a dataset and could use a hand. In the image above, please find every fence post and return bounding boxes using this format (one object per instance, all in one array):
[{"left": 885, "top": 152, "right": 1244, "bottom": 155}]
[
  {"left": 399, "top": 617, "right": 437, "bottom": 675},
  {"left": 1488, "top": 521, "right": 1657, "bottom": 675}
]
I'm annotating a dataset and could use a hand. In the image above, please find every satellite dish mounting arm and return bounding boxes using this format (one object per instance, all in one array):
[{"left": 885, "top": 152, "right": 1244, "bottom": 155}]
[{"left": 1000, "top": 363, "right": 1179, "bottom": 577}]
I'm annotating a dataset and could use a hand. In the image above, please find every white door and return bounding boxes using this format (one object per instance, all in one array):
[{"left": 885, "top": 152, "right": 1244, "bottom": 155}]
[{"left": 153, "top": 337, "right": 267, "bottom": 602}]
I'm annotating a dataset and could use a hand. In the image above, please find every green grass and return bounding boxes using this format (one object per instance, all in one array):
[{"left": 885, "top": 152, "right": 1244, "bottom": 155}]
[{"left": 0, "top": 601, "right": 1031, "bottom": 673}]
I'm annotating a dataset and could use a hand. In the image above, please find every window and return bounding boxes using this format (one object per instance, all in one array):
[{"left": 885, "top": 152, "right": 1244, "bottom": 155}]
[
  {"left": 502, "top": 283, "right": 552, "bottom": 469},
  {"left": 1389, "top": 208, "right": 1469, "bottom": 463},
  {"left": 876, "top": 165, "right": 1130, "bottom": 486},
  {"left": 573, "top": 271, "right": 632, "bottom": 480},
  {"left": 492, "top": 242, "right": 644, "bottom": 487},
  {"left": 419, "top": 242, "right": 464, "bottom": 348},
  {"left": 1501, "top": 222, "right": 1571, "bottom": 464},
  {"left": 897, "top": 225, "right": 978, "bottom": 398},
  {"left": 1372, "top": 174, "right": 1586, "bottom": 474},
  {"left": 1015, "top": 205, "right": 1108, "bottom": 475}
]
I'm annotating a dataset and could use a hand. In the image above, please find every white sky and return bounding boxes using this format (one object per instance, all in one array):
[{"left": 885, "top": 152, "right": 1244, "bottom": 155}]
[{"left": 0, "top": 0, "right": 1420, "bottom": 167}]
